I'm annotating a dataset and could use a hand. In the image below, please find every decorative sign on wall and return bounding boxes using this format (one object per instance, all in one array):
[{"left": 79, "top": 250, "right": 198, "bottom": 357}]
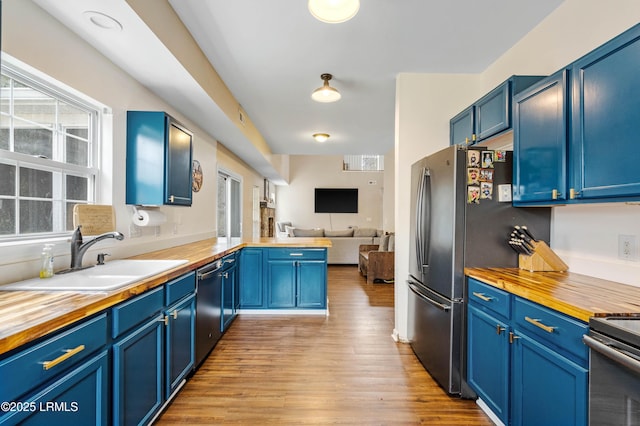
[{"left": 192, "top": 159, "right": 203, "bottom": 192}]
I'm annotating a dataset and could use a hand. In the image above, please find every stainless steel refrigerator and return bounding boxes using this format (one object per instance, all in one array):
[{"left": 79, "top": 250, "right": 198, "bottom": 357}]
[{"left": 407, "top": 145, "right": 550, "bottom": 397}]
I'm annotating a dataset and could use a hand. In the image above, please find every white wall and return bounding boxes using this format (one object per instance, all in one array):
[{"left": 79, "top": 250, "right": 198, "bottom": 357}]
[
  {"left": 276, "top": 155, "right": 386, "bottom": 232},
  {"left": 0, "top": 0, "right": 262, "bottom": 284},
  {"left": 394, "top": 0, "right": 640, "bottom": 340}
]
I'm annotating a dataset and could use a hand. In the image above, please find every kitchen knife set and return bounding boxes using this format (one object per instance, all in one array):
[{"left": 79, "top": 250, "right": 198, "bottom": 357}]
[{"left": 508, "top": 225, "right": 538, "bottom": 255}]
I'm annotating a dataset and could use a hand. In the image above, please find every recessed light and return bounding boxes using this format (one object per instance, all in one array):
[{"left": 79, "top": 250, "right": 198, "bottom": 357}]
[
  {"left": 83, "top": 11, "right": 123, "bottom": 31},
  {"left": 308, "top": 0, "right": 360, "bottom": 24}
]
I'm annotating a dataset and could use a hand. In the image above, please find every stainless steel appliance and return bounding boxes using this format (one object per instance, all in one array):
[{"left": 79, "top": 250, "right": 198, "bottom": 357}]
[
  {"left": 584, "top": 317, "right": 640, "bottom": 425},
  {"left": 408, "top": 145, "right": 551, "bottom": 397},
  {"left": 195, "top": 260, "right": 223, "bottom": 366}
]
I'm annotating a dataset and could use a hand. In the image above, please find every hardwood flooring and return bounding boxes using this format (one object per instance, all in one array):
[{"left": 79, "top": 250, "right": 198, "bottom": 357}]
[{"left": 156, "top": 265, "right": 492, "bottom": 425}]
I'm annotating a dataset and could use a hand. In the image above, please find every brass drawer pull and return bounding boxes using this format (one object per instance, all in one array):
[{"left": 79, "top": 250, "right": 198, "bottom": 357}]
[
  {"left": 172, "top": 309, "right": 178, "bottom": 320},
  {"left": 472, "top": 292, "right": 493, "bottom": 302},
  {"left": 496, "top": 325, "right": 506, "bottom": 335},
  {"left": 525, "top": 316, "right": 556, "bottom": 333},
  {"left": 42, "top": 345, "right": 85, "bottom": 370}
]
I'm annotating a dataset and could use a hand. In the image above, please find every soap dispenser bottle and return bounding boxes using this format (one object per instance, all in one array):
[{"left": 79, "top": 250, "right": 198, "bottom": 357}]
[{"left": 40, "top": 244, "right": 54, "bottom": 278}]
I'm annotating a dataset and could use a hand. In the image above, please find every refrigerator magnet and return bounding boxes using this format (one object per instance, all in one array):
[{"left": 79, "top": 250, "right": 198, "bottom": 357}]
[
  {"left": 467, "top": 168, "right": 480, "bottom": 185},
  {"left": 467, "top": 186, "right": 480, "bottom": 204},
  {"left": 480, "top": 168, "right": 494, "bottom": 182},
  {"left": 481, "top": 151, "right": 495, "bottom": 168},
  {"left": 494, "top": 150, "right": 507, "bottom": 162},
  {"left": 467, "top": 150, "right": 480, "bottom": 167},
  {"left": 480, "top": 182, "right": 493, "bottom": 199}
]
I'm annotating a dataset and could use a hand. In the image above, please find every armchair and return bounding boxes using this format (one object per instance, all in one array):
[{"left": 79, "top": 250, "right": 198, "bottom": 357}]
[{"left": 358, "top": 234, "right": 395, "bottom": 284}]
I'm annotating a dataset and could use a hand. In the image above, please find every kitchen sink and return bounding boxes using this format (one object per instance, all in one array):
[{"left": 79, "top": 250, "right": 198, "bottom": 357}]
[{"left": 0, "top": 259, "right": 189, "bottom": 291}]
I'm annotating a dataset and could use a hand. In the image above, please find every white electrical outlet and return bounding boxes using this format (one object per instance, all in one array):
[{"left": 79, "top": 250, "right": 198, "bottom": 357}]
[
  {"left": 129, "top": 223, "right": 141, "bottom": 238},
  {"left": 498, "top": 184, "right": 512, "bottom": 202},
  {"left": 618, "top": 234, "right": 637, "bottom": 260}
]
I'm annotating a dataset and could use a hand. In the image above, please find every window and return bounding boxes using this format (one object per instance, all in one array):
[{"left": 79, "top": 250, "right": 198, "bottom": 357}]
[
  {"left": 0, "top": 61, "right": 100, "bottom": 240},
  {"left": 217, "top": 169, "right": 242, "bottom": 239},
  {"left": 343, "top": 154, "right": 384, "bottom": 171}
]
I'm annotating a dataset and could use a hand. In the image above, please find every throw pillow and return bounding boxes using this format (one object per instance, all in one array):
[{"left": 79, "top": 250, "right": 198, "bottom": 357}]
[
  {"left": 285, "top": 225, "right": 296, "bottom": 237},
  {"left": 378, "top": 234, "right": 390, "bottom": 251},
  {"left": 325, "top": 229, "right": 354, "bottom": 237},
  {"left": 388, "top": 234, "right": 395, "bottom": 252},
  {"left": 277, "top": 221, "right": 292, "bottom": 233},
  {"left": 291, "top": 228, "right": 325, "bottom": 237},
  {"left": 353, "top": 228, "right": 377, "bottom": 237}
]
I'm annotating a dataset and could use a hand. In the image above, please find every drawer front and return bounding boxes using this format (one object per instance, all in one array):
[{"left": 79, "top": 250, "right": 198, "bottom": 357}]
[
  {"left": 268, "top": 248, "right": 326, "bottom": 260},
  {"left": 222, "top": 252, "right": 237, "bottom": 270},
  {"left": 0, "top": 313, "right": 108, "bottom": 403},
  {"left": 165, "top": 271, "right": 196, "bottom": 306},
  {"left": 514, "top": 297, "right": 588, "bottom": 363},
  {"left": 112, "top": 286, "right": 164, "bottom": 339},
  {"left": 468, "top": 278, "right": 511, "bottom": 319}
]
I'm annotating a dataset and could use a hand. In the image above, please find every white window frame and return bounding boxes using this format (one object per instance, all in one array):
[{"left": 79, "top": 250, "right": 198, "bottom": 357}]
[
  {"left": 0, "top": 55, "right": 104, "bottom": 242},
  {"left": 216, "top": 166, "right": 243, "bottom": 239}
]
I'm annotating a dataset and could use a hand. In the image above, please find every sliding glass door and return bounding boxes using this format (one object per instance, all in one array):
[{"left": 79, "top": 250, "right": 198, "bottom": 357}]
[{"left": 217, "top": 169, "right": 242, "bottom": 239}]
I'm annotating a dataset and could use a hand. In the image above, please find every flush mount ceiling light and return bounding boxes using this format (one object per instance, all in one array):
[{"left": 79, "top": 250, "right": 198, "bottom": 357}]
[
  {"left": 313, "top": 133, "right": 330, "bottom": 143},
  {"left": 308, "top": 0, "right": 360, "bottom": 24},
  {"left": 83, "top": 11, "right": 123, "bottom": 31},
  {"left": 311, "top": 73, "right": 341, "bottom": 103}
]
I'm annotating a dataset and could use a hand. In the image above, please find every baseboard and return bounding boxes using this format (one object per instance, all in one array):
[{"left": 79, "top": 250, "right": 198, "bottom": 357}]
[
  {"left": 238, "top": 309, "right": 328, "bottom": 316},
  {"left": 476, "top": 398, "right": 505, "bottom": 426}
]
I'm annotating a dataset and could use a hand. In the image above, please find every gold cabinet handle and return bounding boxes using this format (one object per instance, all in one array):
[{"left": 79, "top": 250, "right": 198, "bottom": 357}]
[
  {"left": 159, "top": 316, "right": 169, "bottom": 326},
  {"left": 472, "top": 292, "right": 493, "bottom": 302},
  {"left": 169, "top": 195, "right": 175, "bottom": 203},
  {"left": 42, "top": 345, "right": 85, "bottom": 370},
  {"left": 552, "top": 189, "right": 558, "bottom": 200},
  {"left": 496, "top": 325, "right": 506, "bottom": 335},
  {"left": 525, "top": 316, "right": 556, "bottom": 333},
  {"left": 509, "top": 332, "right": 520, "bottom": 344},
  {"left": 569, "top": 188, "right": 581, "bottom": 199},
  {"left": 472, "top": 134, "right": 477, "bottom": 142},
  {"left": 172, "top": 309, "right": 178, "bottom": 320},
  {"left": 465, "top": 137, "right": 470, "bottom": 145}
]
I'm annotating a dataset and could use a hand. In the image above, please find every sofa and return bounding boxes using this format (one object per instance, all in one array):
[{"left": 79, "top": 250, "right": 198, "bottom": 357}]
[{"left": 276, "top": 222, "right": 383, "bottom": 265}]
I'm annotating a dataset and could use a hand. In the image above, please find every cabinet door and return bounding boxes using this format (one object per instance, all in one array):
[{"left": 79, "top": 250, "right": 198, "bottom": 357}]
[
  {"left": 239, "top": 248, "right": 264, "bottom": 308},
  {"left": 165, "top": 294, "right": 195, "bottom": 399},
  {"left": 450, "top": 106, "right": 475, "bottom": 145},
  {"left": 113, "top": 316, "right": 164, "bottom": 426},
  {"left": 297, "top": 261, "right": 326, "bottom": 308},
  {"left": 475, "top": 82, "right": 510, "bottom": 141},
  {"left": 267, "top": 260, "right": 296, "bottom": 308},
  {"left": 511, "top": 331, "right": 588, "bottom": 426},
  {"left": 571, "top": 24, "right": 640, "bottom": 200},
  {"left": 513, "top": 70, "right": 568, "bottom": 204},
  {"left": 0, "top": 351, "right": 109, "bottom": 426},
  {"left": 467, "top": 305, "right": 510, "bottom": 425},
  {"left": 221, "top": 265, "right": 236, "bottom": 331},
  {"left": 165, "top": 120, "right": 193, "bottom": 205}
]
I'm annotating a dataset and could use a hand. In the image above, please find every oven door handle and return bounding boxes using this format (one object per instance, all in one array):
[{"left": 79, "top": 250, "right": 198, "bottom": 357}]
[{"left": 583, "top": 334, "right": 640, "bottom": 375}]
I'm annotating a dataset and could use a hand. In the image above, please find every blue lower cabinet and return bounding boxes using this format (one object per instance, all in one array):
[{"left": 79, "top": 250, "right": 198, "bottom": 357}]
[
  {"left": 511, "top": 331, "right": 588, "bottom": 426},
  {"left": 0, "top": 350, "right": 109, "bottom": 425},
  {"left": 467, "top": 305, "right": 510, "bottom": 425},
  {"left": 165, "top": 294, "right": 195, "bottom": 399},
  {"left": 297, "top": 261, "right": 326, "bottom": 308},
  {"left": 267, "top": 259, "right": 327, "bottom": 309},
  {"left": 239, "top": 248, "right": 265, "bottom": 308},
  {"left": 267, "top": 260, "right": 297, "bottom": 308},
  {"left": 113, "top": 316, "right": 164, "bottom": 426}
]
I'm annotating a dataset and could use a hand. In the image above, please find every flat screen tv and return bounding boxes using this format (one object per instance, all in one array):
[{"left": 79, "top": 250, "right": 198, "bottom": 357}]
[{"left": 314, "top": 188, "right": 358, "bottom": 213}]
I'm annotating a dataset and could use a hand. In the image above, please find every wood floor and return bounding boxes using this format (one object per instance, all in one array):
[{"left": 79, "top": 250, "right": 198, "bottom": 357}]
[{"left": 156, "top": 265, "right": 493, "bottom": 425}]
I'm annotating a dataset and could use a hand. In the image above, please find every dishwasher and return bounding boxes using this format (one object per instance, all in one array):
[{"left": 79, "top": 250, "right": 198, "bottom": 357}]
[{"left": 195, "top": 259, "right": 223, "bottom": 366}]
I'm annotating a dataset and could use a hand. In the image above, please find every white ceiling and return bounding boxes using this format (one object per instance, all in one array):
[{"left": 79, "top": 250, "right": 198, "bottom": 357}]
[{"left": 32, "top": 0, "right": 564, "bottom": 181}]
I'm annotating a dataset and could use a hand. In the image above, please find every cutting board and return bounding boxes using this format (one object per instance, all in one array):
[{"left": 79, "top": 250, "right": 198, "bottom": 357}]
[{"left": 73, "top": 205, "right": 116, "bottom": 236}]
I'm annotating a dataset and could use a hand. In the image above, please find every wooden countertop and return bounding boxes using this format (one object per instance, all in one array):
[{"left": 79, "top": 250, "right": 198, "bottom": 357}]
[
  {"left": 0, "top": 237, "right": 331, "bottom": 357},
  {"left": 465, "top": 267, "right": 640, "bottom": 322}
]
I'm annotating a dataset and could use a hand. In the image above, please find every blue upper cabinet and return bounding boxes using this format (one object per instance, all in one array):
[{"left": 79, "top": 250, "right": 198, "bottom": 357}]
[
  {"left": 513, "top": 70, "right": 569, "bottom": 204},
  {"left": 570, "top": 23, "right": 640, "bottom": 201},
  {"left": 126, "top": 111, "right": 193, "bottom": 206},
  {"left": 450, "top": 76, "right": 544, "bottom": 146}
]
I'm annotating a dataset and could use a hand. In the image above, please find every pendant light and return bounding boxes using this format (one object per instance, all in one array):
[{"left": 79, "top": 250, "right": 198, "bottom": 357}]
[
  {"left": 311, "top": 73, "right": 341, "bottom": 103},
  {"left": 308, "top": 0, "right": 360, "bottom": 24},
  {"left": 313, "top": 133, "right": 330, "bottom": 143}
]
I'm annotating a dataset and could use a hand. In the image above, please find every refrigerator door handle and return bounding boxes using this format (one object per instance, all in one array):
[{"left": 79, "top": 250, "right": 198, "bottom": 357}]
[
  {"left": 422, "top": 168, "right": 431, "bottom": 279},
  {"left": 415, "top": 168, "right": 431, "bottom": 278},
  {"left": 407, "top": 281, "right": 450, "bottom": 312}
]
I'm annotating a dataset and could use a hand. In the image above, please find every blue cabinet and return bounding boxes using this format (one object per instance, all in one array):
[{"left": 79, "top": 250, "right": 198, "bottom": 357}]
[
  {"left": 513, "top": 69, "right": 569, "bottom": 204},
  {"left": 514, "top": 23, "right": 640, "bottom": 205},
  {"left": 450, "top": 76, "right": 544, "bottom": 145},
  {"left": 466, "top": 277, "right": 588, "bottom": 426},
  {"left": 165, "top": 293, "right": 195, "bottom": 399},
  {"left": 239, "top": 248, "right": 265, "bottom": 308},
  {"left": 570, "top": 23, "right": 640, "bottom": 201},
  {"left": 0, "top": 314, "right": 109, "bottom": 426},
  {"left": 221, "top": 253, "right": 238, "bottom": 332},
  {"left": 126, "top": 111, "right": 193, "bottom": 206}
]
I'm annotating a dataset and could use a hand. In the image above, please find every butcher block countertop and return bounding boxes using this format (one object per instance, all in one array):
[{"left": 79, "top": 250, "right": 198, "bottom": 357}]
[
  {"left": 0, "top": 237, "right": 331, "bottom": 357},
  {"left": 465, "top": 267, "right": 640, "bottom": 322}
]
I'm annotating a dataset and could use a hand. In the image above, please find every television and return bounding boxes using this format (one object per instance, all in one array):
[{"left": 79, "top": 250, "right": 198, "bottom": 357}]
[{"left": 314, "top": 188, "right": 358, "bottom": 213}]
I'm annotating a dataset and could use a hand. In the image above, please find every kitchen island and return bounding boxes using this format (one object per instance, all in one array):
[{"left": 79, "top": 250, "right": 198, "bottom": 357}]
[{"left": 0, "top": 237, "right": 331, "bottom": 357}]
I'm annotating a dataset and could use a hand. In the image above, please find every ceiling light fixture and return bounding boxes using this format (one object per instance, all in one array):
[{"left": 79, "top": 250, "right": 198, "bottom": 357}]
[
  {"left": 311, "top": 73, "right": 341, "bottom": 103},
  {"left": 313, "top": 133, "right": 330, "bottom": 143},
  {"left": 308, "top": 0, "right": 360, "bottom": 24},
  {"left": 83, "top": 11, "right": 123, "bottom": 31}
]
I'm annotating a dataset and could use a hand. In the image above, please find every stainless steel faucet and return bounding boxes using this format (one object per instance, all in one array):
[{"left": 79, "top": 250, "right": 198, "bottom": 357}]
[{"left": 69, "top": 226, "right": 124, "bottom": 270}]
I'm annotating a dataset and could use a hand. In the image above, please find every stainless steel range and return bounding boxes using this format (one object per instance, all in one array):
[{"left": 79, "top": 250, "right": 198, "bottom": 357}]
[{"left": 584, "top": 317, "right": 640, "bottom": 426}]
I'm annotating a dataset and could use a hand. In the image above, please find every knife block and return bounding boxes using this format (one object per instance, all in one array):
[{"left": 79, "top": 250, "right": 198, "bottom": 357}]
[{"left": 518, "top": 241, "right": 569, "bottom": 272}]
